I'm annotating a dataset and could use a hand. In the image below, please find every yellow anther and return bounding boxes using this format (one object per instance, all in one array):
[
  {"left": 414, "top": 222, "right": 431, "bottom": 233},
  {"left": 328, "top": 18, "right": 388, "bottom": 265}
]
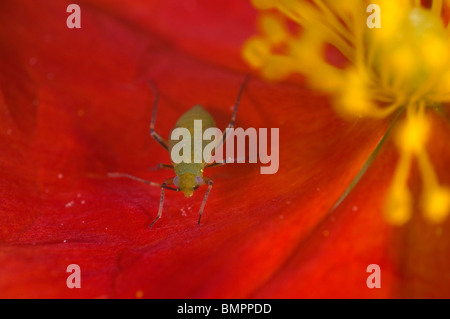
[
  {"left": 336, "top": 69, "right": 376, "bottom": 118},
  {"left": 422, "top": 186, "right": 450, "bottom": 223},
  {"left": 384, "top": 185, "right": 413, "bottom": 226},
  {"left": 394, "top": 111, "right": 430, "bottom": 154},
  {"left": 261, "top": 55, "right": 298, "bottom": 80},
  {"left": 372, "top": 7, "right": 450, "bottom": 95},
  {"left": 288, "top": 30, "right": 324, "bottom": 69},
  {"left": 421, "top": 34, "right": 449, "bottom": 71},
  {"left": 307, "top": 64, "right": 343, "bottom": 93},
  {"left": 389, "top": 45, "right": 416, "bottom": 80},
  {"left": 259, "top": 14, "right": 290, "bottom": 45},
  {"left": 374, "top": 0, "right": 405, "bottom": 39},
  {"left": 242, "top": 37, "right": 271, "bottom": 69}
]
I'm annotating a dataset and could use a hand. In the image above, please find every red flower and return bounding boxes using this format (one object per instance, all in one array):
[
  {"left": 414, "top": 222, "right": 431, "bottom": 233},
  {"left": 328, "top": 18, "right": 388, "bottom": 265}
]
[{"left": 0, "top": 0, "right": 449, "bottom": 298}]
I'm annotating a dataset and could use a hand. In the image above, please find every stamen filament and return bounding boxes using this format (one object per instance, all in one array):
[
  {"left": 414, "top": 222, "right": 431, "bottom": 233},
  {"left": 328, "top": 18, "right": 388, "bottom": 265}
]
[
  {"left": 312, "top": 0, "right": 355, "bottom": 44},
  {"left": 384, "top": 151, "right": 413, "bottom": 225},
  {"left": 276, "top": 2, "right": 355, "bottom": 61}
]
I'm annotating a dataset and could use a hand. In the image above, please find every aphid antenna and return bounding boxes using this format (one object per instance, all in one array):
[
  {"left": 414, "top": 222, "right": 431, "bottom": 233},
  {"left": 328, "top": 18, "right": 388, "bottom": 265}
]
[{"left": 108, "top": 172, "right": 179, "bottom": 191}]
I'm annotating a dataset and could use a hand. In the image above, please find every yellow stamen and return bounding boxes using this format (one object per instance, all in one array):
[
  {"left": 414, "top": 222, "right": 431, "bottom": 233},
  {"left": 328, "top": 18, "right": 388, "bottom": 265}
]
[
  {"left": 384, "top": 152, "right": 413, "bottom": 225},
  {"left": 244, "top": 0, "right": 450, "bottom": 225},
  {"left": 242, "top": 37, "right": 272, "bottom": 69},
  {"left": 422, "top": 186, "right": 450, "bottom": 223},
  {"left": 395, "top": 104, "right": 430, "bottom": 155},
  {"left": 260, "top": 14, "right": 290, "bottom": 44},
  {"left": 417, "top": 149, "right": 450, "bottom": 223}
]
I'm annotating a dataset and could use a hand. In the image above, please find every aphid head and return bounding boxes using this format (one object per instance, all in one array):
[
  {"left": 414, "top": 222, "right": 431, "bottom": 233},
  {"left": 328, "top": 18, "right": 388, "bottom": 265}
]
[{"left": 174, "top": 173, "right": 202, "bottom": 198}]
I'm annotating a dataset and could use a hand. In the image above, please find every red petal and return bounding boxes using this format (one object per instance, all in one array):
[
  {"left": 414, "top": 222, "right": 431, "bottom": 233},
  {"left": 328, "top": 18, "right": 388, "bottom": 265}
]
[{"left": 1, "top": 0, "right": 448, "bottom": 298}]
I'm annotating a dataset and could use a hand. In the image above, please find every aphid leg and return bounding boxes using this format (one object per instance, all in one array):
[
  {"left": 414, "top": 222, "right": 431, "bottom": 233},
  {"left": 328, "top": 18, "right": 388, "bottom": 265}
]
[
  {"left": 197, "top": 177, "right": 213, "bottom": 226},
  {"left": 108, "top": 172, "right": 178, "bottom": 190},
  {"left": 150, "top": 177, "right": 177, "bottom": 228},
  {"left": 206, "top": 76, "right": 250, "bottom": 169},
  {"left": 157, "top": 163, "right": 173, "bottom": 169},
  {"left": 205, "top": 162, "right": 225, "bottom": 169},
  {"left": 108, "top": 173, "right": 179, "bottom": 227},
  {"left": 148, "top": 80, "right": 169, "bottom": 151},
  {"left": 148, "top": 163, "right": 174, "bottom": 171},
  {"left": 221, "top": 75, "right": 250, "bottom": 144},
  {"left": 205, "top": 154, "right": 259, "bottom": 168},
  {"left": 212, "top": 75, "right": 250, "bottom": 159},
  {"left": 108, "top": 172, "right": 162, "bottom": 187}
]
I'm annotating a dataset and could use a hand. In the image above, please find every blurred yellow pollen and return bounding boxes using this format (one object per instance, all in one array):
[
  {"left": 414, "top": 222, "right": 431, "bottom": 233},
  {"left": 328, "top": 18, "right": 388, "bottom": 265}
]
[
  {"left": 384, "top": 185, "right": 412, "bottom": 226},
  {"left": 243, "top": 0, "right": 450, "bottom": 225},
  {"left": 395, "top": 109, "right": 430, "bottom": 154},
  {"left": 423, "top": 187, "right": 450, "bottom": 223}
]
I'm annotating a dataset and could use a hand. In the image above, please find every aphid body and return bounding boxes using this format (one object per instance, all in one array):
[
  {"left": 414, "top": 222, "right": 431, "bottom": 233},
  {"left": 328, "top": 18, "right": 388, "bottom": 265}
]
[
  {"left": 169, "top": 105, "right": 215, "bottom": 198},
  {"left": 109, "top": 76, "right": 248, "bottom": 227}
]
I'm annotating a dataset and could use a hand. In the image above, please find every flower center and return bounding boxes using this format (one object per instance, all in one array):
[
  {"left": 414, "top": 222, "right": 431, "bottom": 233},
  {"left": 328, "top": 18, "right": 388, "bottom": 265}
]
[
  {"left": 243, "top": 0, "right": 450, "bottom": 225},
  {"left": 372, "top": 6, "right": 449, "bottom": 100}
]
